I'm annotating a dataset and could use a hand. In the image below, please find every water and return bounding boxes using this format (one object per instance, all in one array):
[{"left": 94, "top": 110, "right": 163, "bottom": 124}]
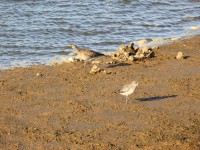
[{"left": 0, "top": 0, "right": 200, "bottom": 70}]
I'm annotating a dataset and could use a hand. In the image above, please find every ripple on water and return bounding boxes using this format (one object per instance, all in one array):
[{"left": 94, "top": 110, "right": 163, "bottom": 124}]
[{"left": 0, "top": 0, "right": 200, "bottom": 70}]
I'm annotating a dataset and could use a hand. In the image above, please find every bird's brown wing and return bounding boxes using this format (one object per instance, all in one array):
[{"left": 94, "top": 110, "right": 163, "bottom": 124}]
[{"left": 82, "top": 50, "right": 104, "bottom": 57}]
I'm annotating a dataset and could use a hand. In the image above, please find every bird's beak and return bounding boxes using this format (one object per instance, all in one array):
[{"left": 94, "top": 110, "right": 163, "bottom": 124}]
[{"left": 62, "top": 45, "right": 72, "bottom": 51}]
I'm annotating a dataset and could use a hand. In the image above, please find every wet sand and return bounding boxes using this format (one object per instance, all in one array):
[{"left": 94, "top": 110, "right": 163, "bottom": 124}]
[{"left": 0, "top": 35, "right": 200, "bottom": 149}]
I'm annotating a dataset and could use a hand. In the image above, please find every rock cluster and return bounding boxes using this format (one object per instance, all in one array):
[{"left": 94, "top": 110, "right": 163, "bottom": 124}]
[
  {"left": 109, "top": 42, "right": 158, "bottom": 61},
  {"left": 89, "top": 65, "right": 111, "bottom": 75},
  {"left": 90, "top": 65, "right": 101, "bottom": 74}
]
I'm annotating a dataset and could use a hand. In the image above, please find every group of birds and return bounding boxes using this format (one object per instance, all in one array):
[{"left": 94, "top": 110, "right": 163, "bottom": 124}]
[{"left": 62, "top": 44, "right": 138, "bottom": 104}]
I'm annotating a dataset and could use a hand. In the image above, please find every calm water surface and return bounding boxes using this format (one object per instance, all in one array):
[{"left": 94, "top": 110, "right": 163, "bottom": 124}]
[{"left": 0, "top": 0, "right": 200, "bottom": 69}]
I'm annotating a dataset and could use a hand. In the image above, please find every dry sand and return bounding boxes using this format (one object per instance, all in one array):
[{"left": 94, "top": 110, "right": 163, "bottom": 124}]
[{"left": 0, "top": 35, "right": 200, "bottom": 149}]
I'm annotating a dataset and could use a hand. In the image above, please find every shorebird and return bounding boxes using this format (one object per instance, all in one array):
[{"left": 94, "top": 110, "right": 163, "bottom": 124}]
[
  {"left": 120, "top": 81, "right": 138, "bottom": 104},
  {"left": 71, "top": 44, "right": 104, "bottom": 60},
  {"left": 62, "top": 44, "right": 104, "bottom": 67}
]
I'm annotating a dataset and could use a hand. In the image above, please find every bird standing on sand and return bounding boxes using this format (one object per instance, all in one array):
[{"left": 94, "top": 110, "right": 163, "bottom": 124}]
[
  {"left": 120, "top": 81, "right": 138, "bottom": 104},
  {"left": 71, "top": 44, "right": 104, "bottom": 60},
  {"left": 62, "top": 44, "right": 104, "bottom": 67}
]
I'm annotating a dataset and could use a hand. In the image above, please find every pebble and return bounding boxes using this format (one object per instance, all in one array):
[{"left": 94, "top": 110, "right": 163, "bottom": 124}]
[
  {"left": 152, "top": 46, "right": 159, "bottom": 51},
  {"left": 89, "top": 65, "right": 101, "bottom": 74},
  {"left": 101, "top": 70, "right": 111, "bottom": 74},
  {"left": 91, "top": 60, "right": 102, "bottom": 64},
  {"left": 106, "top": 61, "right": 117, "bottom": 64},
  {"left": 128, "top": 55, "right": 134, "bottom": 61},
  {"left": 176, "top": 52, "right": 184, "bottom": 60},
  {"left": 142, "top": 46, "right": 149, "bottom": 53},
  {"left": 68, "top": 57, "right": 76, "bottom": 62},
  {"left": 37, "top": 73, "right": 41, "bottom": 77}
]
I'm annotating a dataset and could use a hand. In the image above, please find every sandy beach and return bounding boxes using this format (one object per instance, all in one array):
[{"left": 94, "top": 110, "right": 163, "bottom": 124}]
[{"left": 0, "top": 35, "right": 200, "bottom": 149}]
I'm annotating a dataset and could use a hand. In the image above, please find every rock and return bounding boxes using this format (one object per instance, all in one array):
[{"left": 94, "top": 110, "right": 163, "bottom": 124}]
[
  {"left": 134, "top": 50, "right": 145, "bottom": 60},
  {"left": 90, "top": 65, "right": 101, "bottom": 74},
  {"left": 126, "top": 42, "right": 135, "bottom": 53},
  {"left": 142, "top": 46, "right": 149, "bottom": 54},
  {"left": 37, "top": 73, "right": 43, "bottom": 77},
  {"left": 124, "top": 52, "right": 130, "bottom": 58},
  {"left": 101, "top": 70, "right": 111, "bottom": 74},
  {"left": 176, "top": 52, "right": 184, "bottom": 60},
  {"left": 133, "top": 47, "right": 139, "bottom": 54},
  {"left": 118, "top": 44, "right": 127, "bottom": 52},
  {"left": 146, "top": 51, "right": 155, "bottom": 58},
  {"left": 152, "top": 46, "right": 159, "bottom": 51},
  {"left": 68, "top": 57, "right": 76, "bottom": 62},
  {"left": 106, "top": 61, "right": 116, "bottom": 64},
  {"left": 110, "top": 41, "right": 156, "bottom": 62},
  {"left": 111, "top": 44, "right": 133, "bottom": 61},
  {"left": 128, "top": 55, "right": 134, "bottom": 61},
  {"left": 91, "top": 60, "right": 102, "bottom": 64}
]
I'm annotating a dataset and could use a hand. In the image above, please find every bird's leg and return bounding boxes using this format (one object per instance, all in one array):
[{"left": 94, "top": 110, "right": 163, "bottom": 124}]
[
  {"left": 126, "top": 96, "right": 128, "bottom": 104},
  {"left": 84, "top": 61, "right": 87, "bottom": 69}
]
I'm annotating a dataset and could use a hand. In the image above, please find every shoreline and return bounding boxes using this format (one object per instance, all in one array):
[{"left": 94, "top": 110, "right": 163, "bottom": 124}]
[
  {"left": 0, "top": 35, "right": 200, "bottom": 149},
  {"left": 1, "top": 33, "right": 200, "bottom": 71}
]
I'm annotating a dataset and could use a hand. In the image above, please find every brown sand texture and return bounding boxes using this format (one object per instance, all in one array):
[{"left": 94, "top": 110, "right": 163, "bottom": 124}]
[{"left": 0, "top": 35, "right": 200, "bottom": 149}]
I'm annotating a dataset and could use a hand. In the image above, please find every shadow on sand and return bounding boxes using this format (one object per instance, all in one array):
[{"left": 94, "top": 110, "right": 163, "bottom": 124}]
[
  {"left": 107, "top": 63, "right": 131, "bottom": 68},
  {"left": 136, "top": 95, "right": 177, "bottom": 102}
]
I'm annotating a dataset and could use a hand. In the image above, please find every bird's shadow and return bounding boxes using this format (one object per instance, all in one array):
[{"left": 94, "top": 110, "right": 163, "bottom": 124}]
[
  {"left": 184, "top": 56, "right": 190, "bottom": 59},
  {"left": 107, "top": 63, "right": 131, "bottom": 68},
  {"left": 136, "top": 95, "right": 177, "bottom": 102}
]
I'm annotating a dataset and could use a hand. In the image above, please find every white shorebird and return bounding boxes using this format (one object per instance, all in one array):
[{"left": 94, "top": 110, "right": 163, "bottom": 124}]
[
  {"left": 120, "top": 81, "right": 138, "bottom": 104},
  {"left": 62, "top": 44, "right": 104, "bottom": 68}
]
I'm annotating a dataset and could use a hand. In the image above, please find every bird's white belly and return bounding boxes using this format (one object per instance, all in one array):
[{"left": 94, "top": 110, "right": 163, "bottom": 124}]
[{"left": 120, "top": 89, "right": 134, "bottom": 96}]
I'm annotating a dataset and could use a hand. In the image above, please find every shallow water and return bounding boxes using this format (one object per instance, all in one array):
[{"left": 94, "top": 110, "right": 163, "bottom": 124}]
[{"left": 0, "top": 0, "right": 200, "bottom": 69}]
